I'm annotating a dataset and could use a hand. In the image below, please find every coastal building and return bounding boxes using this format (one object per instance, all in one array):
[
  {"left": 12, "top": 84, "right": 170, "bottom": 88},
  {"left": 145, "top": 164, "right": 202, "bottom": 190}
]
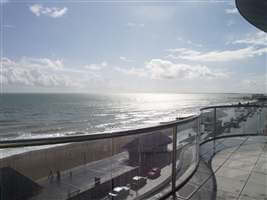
[{"left": 123, "top": 133, "right": 172, "bottom": 169}]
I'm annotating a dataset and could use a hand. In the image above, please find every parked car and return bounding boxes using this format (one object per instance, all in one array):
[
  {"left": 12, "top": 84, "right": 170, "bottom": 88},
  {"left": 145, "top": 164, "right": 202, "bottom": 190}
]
[
  {"left": 131, "top": 176, "right": 147, "bottom": 190},
  {"left": 108, "top": 186, "right": 130, "bottom": 200},
  {"left": 232, "top": 120, "right": 240, "bottom": 128},
  {"left": 147, "top": 167, "right": 161, "bottom": 179}
]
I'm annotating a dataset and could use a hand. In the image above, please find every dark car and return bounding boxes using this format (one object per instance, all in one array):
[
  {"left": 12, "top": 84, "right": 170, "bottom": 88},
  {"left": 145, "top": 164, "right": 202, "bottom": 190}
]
[
  {"left": 131, "top": 176, "right": 147, "bottom": 190},
  {"left": 108, "top": 186, "right": 130, "bottom": 200},
  {"left": 232, "top": 120, "right": 240, "bottom": 128},
  {"left": 147, "top": 167, "right": 161, "bottom": 179}
]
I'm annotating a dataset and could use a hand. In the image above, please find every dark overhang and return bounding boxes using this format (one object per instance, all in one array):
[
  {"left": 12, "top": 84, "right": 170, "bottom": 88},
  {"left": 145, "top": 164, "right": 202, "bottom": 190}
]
[{"left": 236, "top": 0, "right": 267, "bottom": 32}]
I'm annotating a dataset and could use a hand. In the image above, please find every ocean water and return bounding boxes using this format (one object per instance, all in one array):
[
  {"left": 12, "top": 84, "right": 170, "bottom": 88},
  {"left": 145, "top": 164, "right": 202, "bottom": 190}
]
[{"left": 0, "top": 93, "right": 249, "bottom": 140}]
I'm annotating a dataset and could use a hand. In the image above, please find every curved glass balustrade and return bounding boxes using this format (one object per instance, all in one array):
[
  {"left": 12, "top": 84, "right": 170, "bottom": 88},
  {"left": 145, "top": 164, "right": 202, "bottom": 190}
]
[{"left": 0, "top": 103, "right": 265, "bottom": 200}]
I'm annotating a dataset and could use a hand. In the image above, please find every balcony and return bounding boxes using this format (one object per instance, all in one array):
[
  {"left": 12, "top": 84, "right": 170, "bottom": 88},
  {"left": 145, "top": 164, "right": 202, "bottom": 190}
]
[{"left": 0, "top": 103, "right": 266, "bottom": 200}]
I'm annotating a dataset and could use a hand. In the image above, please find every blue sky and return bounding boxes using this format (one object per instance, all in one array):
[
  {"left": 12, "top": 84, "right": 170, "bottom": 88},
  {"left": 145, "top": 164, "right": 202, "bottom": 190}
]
[{"left": 1, "top": 0, "right": 266, "bottom": 93}]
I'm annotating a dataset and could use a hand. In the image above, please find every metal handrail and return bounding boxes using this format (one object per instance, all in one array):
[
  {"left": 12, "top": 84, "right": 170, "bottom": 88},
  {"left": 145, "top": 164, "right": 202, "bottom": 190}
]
[
  {"left": 0, "top": 115, "right": 198, "bottom": 148},
  {"left": 0, "top": 104, "right": 262, "bottom": 148},
  {"left": 0, "top": 103, "right": 263, "bottom": 200},
  {"left": 200, "top": 104, "right": 261, "bottom": 111}
]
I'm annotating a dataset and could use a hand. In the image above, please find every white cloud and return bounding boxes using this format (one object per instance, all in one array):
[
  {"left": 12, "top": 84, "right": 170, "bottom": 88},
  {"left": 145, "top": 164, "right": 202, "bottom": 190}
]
[
  {"left": 84, "top": 61, "right": 108, "bottom": 71},
  {"left": 119, "top": 56, "right": 134, "bottom": 62},
  {"left": 232, "top": 31, "right": 267, "bottom": 46},
  {"left": 126, "top": 22, "right": 145, "bottom": 28},
  {"left": 1, "top": 57, "right": 84, "bottom": 88},
  {"left": 166, "top": 47, "right": 267, "bottom": 62},
  {"left": 21, "top": 57, "right": 64, "bottom": 70},
  {"left": 101, "top": 61, "right": 108, "bottom": 67},
  {"left": 116, "top": 59, "right": 227, "bottom": 80},
  {"left": 29, "top": 4, "right": 68, "bottom": 18},
  {"left": 225, "top": 8, "right": 238, "bottom": 14},
  {"left": 241, "top": 74, "right": 267, "bottom": 93},
  {"left": 84, "top": 64, "right": 101, "bottom": 71},
  {"left": 115, "top": 67, "right": 146, "bottom": 77}
]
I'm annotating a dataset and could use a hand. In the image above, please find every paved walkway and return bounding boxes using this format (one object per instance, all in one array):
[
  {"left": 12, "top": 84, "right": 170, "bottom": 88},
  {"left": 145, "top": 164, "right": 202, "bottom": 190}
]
[
  {"left": 31, "top": 152, "right": 133, "bottom": 200},
  {"left": 173, "top": 136, "right": 267, "bottom": 200},
  {"left": 211, "top": 136, "right": 267, "bottom": 200}
]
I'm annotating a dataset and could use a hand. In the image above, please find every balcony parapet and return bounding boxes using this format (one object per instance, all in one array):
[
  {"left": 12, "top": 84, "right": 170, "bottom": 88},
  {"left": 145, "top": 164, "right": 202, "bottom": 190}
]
[{"left": 0, "top": 103, "right": 265, "bottom": 200}]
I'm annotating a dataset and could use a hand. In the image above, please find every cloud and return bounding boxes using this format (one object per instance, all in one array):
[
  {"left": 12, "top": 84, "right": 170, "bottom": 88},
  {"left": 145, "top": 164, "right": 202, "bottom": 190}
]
[
  {"left": 166, "top": 47, "right": 267, "bottom": 62},
  {"left": 115, "top": 67, "right": 146, "bottom": 78},
  {"left": 116, "top": 59, "right": 227, "bottom": 80},
  {"left": 232, "top": 31, "right": 267, "bottom": 46},
  {"left": 101, "top": 61, "right": 108, "bottom": 67},
  {"left": 84, "top": 61, "right": 108, "bottom": 71},
  {"left": 241, "top": 74, "right": 267, "bottom": 92},
  {"left": 20, "top": 57, "right": 64, "bottom": 70},
  {"left": 126, "top": 22, "right": 145, "bottom": 28},
  {"left": 225, "top": 8, "right": 238, "bottom": 14},
  {"left": 29, "top": 4, "right": 68, "bottom": 18},
  {"left": 1, "top": 57, "right": 84, "bottom": 88},
  {"left": 119, "top": 56, "right": 134, "bottom": 62}
]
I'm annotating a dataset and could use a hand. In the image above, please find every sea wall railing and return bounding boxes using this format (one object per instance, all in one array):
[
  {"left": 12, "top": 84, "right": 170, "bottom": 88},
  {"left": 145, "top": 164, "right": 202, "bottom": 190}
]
[{"left": 0, "top": 103, "right": 265, "bottom": 200}]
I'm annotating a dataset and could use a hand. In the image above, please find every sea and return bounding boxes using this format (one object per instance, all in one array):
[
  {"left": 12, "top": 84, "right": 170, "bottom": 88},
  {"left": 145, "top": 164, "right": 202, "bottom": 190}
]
[{"left": 0, "top": 93, "right": 250, "bottom": 140}]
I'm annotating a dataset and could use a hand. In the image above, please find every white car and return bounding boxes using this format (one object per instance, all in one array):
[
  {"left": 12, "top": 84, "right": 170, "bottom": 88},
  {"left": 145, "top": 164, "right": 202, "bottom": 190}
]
[{"left": 108, "top": 186, "right": 130, "bottom": 200}]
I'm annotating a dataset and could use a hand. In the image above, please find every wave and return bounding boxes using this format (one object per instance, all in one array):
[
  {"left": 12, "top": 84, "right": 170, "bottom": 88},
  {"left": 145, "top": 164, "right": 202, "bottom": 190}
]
[{"left": 31, "top": 127, "right": 65, "bottom": 134}]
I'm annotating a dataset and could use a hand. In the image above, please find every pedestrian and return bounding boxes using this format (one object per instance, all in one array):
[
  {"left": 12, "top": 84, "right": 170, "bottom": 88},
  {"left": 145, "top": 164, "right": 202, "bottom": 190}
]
[
  {"left": 69, "top": 171, "right": 73, "bottom": 180},
  {"left": 49, "top": 169, "right": 53, "bottom": 183},
  {"left": 56, "top": 170, "right": 61, "bottom": 183}
]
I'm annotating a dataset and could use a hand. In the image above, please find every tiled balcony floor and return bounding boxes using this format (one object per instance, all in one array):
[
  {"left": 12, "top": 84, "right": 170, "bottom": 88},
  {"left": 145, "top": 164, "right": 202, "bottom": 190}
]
[{"left": 174, "top": 136, "right": 267, "bottom": 200}]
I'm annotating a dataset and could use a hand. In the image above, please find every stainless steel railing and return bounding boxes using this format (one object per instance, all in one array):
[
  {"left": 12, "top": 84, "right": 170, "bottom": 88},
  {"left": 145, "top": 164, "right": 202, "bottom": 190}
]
[{"left": 0, "top": 103, "right": 264, "bottom": 200}]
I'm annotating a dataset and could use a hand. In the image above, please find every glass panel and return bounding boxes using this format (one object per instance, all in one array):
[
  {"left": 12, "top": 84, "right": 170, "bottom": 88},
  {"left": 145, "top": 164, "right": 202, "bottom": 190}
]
[
  {"left": 200, "top": 109, "right": 216, "bottom": 141},
  {"left": 257, "top": 106, "right": 265, "bottom": 135},
  {"left": 216, "top": 106, "right": 260, "bottom": 137},
  {"left": 200, "top": 109, "right": 216, "bottom": 158},
  {"left": 112, "top": 127, "right": 174, "bottom": 200},
  {"left": 200, "top": 105, "right": 263, "bottom": 157},
  {"left": 0, "top": 139, "right": 113, "bottom": 200},
  {"left": 175, "top": 118, "right": 199, "bottom": 199}
]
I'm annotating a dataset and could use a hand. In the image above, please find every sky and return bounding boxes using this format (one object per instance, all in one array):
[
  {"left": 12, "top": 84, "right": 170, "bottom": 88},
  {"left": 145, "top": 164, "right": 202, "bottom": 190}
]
[{"left": 0, "top": 0, "right": 266, "bottom": 93}]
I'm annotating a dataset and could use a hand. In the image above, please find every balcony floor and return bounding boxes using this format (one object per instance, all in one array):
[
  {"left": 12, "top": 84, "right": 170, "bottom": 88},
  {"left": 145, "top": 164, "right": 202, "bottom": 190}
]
[{"left": 174, "top": 136, "right": 267, "bottom": 200}]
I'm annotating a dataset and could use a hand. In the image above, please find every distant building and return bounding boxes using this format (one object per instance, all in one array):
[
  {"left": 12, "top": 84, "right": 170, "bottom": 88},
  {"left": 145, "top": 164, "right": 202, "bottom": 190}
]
[{"left": 123, "top": 133, "right": 172, "bottom": 171}]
